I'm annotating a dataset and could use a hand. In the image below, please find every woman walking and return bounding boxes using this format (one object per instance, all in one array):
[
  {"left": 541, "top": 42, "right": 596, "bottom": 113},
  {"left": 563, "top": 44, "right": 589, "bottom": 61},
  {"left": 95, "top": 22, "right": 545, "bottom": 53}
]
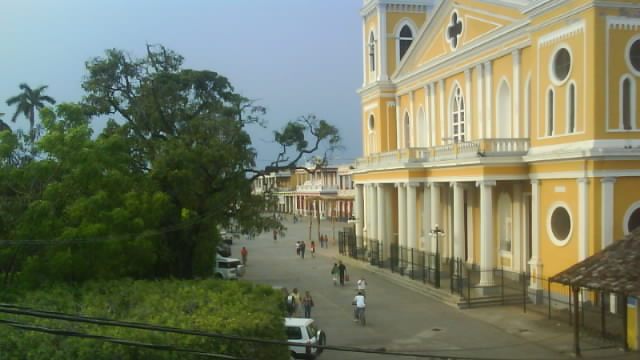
[
  {"left": 331, "top": 263, "right": 338, "bottom": 286},
  {"left": 302, "top": 291, "right": 315, "bottom": 318}
]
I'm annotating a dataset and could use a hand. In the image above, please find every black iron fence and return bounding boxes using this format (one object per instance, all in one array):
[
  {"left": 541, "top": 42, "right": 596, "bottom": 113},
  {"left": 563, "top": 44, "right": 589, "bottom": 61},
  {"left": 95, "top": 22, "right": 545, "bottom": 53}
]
[{"left": 337, "top": 229, "right": 627, "bottom": 345}]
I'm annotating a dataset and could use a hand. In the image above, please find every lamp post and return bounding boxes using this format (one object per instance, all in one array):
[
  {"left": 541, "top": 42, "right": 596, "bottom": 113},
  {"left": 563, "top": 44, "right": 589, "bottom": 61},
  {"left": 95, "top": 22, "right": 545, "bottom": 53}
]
[{"left": 430, "top": 224, "right": 445, "bottom": 289}]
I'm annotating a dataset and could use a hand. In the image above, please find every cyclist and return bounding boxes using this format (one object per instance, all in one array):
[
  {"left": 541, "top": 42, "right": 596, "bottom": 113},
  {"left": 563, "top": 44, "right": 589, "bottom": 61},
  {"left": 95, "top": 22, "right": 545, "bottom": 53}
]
[
  {"left": 356, "top": 277, "right": 367, "bottom": 296},
  {"left": 352, "top": 291, "right": 366, "bottom": 324}
]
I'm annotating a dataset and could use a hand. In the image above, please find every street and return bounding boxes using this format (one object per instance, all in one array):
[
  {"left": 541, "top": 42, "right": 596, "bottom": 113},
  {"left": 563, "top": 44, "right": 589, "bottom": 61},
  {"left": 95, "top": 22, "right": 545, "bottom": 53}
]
[{"left": 239, "top": 217, "right": 575, "bottom": 360}]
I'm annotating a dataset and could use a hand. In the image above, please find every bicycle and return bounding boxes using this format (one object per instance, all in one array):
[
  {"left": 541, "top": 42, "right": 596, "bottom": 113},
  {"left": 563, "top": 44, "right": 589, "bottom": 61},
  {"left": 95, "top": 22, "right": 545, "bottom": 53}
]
[{"left": 355, "top": 306, "right": 366, "bottom": 326}]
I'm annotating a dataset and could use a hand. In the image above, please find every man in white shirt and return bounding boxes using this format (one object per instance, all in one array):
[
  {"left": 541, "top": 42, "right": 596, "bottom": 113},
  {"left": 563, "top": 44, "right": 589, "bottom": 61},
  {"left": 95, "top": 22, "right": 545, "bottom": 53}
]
[{"left": 353, "top": 291, "right": 366, "bottom": 322}]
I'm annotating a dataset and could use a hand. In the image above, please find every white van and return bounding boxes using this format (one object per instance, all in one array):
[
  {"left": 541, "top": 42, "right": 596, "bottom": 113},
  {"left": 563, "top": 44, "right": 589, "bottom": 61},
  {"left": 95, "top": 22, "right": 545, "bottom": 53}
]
[
  {"left": 285, "top": 317, "right": 326, "bottom": 359},
  {"left": 214, "top": 256, "right": 245, "bottom": 280}
]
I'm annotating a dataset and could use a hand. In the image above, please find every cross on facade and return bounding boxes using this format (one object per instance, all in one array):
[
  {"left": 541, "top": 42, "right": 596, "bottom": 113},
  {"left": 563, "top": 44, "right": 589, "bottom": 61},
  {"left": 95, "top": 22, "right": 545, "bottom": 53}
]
[{"left": 447, "top": 12, "right": 463, "bottom": 49}]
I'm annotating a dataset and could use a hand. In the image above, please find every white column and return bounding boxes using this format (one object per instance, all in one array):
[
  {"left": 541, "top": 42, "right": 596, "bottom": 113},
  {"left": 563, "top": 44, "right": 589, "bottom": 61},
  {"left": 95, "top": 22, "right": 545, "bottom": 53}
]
[
  {"left": 601, "top": 177, "right": 616, "bottom": 249},
  {"left": 422, "top": 183, "right": 431, "bottom": 250},
  {"left": 395, "top": 95, "right": 401, "bottom": 147},
  {"left": 430, "top": 182, "right": 441, "bottom": 253},
  {"left": 439, "top": 80, "right": 446, "bottom": 143},
  {"left": 362, "top": 18, "right": 367, "bottom": 86},
  {"left": 464, "top": 69, "right": 472, "bottom": 140},
  {"left": 355, "top": 185, "right": 364, "bottom": 247},
  {"left": 513, "top": 50, "right": 521, "bottom": 138},
  {"left": 476, "top": 64, "right": 484, "bottom": 139},
  {"left": 423, "top": 86, "right": 430, "bottom": 147},
  {"left": 377, "top": 183, "right": 386, "bottom": 246},
  {"left": 484, "top": 61, "right": 493, "bottom": 138},
  {"left": 453, "top": 182, "right": 465, "bottom": 260},
  {"left": 529, "top": 180, "right": 542, "bottom": 289},
  {"left": 478, "top": 180, "right": 496, "bottom": 286},
  {"left": 371, "top": 183, "right": 378, "bottom": 244},
  {"left": 377, "top": 5, "right": 388, "bottom": 81},
  {"left": 429, "top": 83, "right": 437, "bottom": 146},
  {"left": 366, "top": 184, "right": 373, "bottom": 244},
  {"left": 578, "top": 178, "right": 589, "bottom": 260},
  {"left": 407, "top": 183, "right": 418, "bottom": 249},
  {"left": 397, "top": 183, "right": 407, "bottom": 248}
]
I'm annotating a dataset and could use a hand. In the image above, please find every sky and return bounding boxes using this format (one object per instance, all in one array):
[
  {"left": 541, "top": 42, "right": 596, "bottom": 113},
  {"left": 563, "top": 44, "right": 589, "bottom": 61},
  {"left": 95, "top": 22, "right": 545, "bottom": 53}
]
[{"left": 0, "top": 0, "right": 363, "bottom": 167}]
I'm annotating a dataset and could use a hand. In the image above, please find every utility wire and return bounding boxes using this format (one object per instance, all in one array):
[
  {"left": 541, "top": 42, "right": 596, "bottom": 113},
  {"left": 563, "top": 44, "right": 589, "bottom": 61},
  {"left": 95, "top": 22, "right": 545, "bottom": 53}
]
[
  {"left": 0, "top": 318, "right": 246, "bottom": 360},
  {"left": 0, "top": 211, "right": 219, "bottom": 247},
  {"left": 0, "top": 303, "right": 517, "bottom": 360}
]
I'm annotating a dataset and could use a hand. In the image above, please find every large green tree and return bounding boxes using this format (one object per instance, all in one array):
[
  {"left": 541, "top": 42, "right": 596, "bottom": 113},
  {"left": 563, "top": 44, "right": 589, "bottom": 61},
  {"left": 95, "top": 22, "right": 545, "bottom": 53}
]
[
  {"left": 6, "top": 83, "right": 56, "bottom": 141},
  {"left": 0, "top": 112, "right": 10, "bottom": 132},
  {"left": 81, "top": 44, "right": 340, "bottom": 278}
]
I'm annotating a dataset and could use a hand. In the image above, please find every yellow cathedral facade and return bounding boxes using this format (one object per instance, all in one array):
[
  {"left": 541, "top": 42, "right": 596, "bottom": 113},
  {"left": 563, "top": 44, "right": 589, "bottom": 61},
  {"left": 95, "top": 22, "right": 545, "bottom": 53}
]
[{"left": 353, "top": 0, "right": 640, "bottom": 343}]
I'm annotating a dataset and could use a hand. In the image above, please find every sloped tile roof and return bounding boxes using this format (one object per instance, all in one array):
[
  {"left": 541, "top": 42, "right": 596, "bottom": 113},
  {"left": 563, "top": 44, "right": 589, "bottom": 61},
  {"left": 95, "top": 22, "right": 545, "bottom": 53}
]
[{"left": 550, "top": 229, "right": 640, "bottom": 297}]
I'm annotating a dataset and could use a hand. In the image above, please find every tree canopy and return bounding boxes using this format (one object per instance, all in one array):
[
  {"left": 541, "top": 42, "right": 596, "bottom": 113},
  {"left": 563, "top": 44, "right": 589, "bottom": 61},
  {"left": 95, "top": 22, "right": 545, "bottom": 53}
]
[{"left": 0, "top": 45, "right": 341, "bottom": 285}]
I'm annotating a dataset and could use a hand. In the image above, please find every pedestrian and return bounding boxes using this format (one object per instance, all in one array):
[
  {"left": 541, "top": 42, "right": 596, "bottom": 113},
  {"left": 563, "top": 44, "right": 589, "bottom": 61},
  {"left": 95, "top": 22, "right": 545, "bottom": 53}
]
[
  {"left": 300, "top": 241, "right": 306, "bottom": 259},
  {"left": 240, "top": 246, "right": 248, "bottom": 265},
  {"left": 302, "top": 291, "right": 314, "bottom": 318},
  {"left": 310, "top": 241, "right": 316, "bottom": 257},
  {"left": 319, "top": 234, "right": 324, "bottom": 248},
  {"left": 296, "top": 241, "right": 301, "bottom": 256},
  {"left": 331, "top": 263, "right": 338, "bottom": 286},
  {"left": 338, "top": 261, "right": 347, "bottom": 286},
  {"left": 323, "top": 234, "right": 327, "bottom": 248},
  {"left": 287, "top": 288, "right": 300, "bottom": 316},
  {"left": 357, "top": 277, "right": 367, "bottom": 296},
  {"left": 273, "top": 229, "right": 278, "bottom": 241}
]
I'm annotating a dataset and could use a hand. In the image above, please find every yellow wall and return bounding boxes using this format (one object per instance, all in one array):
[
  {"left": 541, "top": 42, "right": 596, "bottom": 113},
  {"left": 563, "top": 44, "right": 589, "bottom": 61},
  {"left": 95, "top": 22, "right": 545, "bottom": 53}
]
[
  {"left": 538, "top": 179, "right": 579, "bottom": 277},
  {"left": 386, "top": 12, "right": 426, "bottom": 76}
]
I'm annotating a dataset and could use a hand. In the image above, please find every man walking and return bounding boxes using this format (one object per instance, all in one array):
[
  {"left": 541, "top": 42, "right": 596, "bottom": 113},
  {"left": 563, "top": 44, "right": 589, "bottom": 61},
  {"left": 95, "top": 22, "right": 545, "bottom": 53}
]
[{"left": 338, "top": 261, "right": 346, "bottom": 286}]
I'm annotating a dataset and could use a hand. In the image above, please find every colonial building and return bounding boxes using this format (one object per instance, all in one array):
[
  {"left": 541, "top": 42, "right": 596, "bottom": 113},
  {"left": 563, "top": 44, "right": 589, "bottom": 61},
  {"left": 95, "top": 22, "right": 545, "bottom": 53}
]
[
  {"left": 353, "top": 0, "right": 640, "bottom": 342},
  {"left": 252, "top": 165, "right": 355, "bottom": 220}
]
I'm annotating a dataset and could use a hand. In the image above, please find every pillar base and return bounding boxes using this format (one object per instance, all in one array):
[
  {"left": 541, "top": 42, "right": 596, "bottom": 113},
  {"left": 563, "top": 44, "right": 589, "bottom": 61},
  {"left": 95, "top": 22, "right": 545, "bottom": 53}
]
[{"left": 528, "top": 288, "right": 545, "bottom": 305}]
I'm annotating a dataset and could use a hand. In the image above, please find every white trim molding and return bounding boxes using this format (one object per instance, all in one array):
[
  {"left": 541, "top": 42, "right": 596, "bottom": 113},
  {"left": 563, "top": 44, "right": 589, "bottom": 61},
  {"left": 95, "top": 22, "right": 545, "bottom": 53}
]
[{"left": 546, "top": 202, "right": 573, "bottom": 247}]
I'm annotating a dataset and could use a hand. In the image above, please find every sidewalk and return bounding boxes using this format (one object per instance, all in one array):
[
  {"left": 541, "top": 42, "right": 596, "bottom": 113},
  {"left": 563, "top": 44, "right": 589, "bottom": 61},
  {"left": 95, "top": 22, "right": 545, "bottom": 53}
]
[{"left": 296, "top": 215, "right": 637, "bottom": 359}]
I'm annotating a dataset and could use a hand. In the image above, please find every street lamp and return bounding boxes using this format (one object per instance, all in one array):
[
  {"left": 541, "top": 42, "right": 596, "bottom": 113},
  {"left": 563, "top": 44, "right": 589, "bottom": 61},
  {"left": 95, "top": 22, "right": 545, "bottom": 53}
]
[{"left": 430, "top": 224, "right": 445, "bottom": 289}]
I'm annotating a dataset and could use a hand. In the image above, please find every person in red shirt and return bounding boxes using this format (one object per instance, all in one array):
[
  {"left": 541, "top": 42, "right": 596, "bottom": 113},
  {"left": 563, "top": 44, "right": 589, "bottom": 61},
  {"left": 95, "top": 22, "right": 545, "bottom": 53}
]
[{"left": 240, "top": 246, "right": 248, "bottom": 265}]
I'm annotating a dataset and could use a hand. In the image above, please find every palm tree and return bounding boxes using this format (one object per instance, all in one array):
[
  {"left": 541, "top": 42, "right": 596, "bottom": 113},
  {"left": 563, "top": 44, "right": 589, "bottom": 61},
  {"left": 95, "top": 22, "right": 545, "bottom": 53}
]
[{"left": 6, "top": 83, "right": 55, "bottom": 141}]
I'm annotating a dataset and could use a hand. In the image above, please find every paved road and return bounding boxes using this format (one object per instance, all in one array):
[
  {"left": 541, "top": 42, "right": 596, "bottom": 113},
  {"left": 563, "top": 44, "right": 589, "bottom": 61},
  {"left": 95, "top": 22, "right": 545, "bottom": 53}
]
[{"left": 236, "top": 217, "right": 616, "bottom": 360}]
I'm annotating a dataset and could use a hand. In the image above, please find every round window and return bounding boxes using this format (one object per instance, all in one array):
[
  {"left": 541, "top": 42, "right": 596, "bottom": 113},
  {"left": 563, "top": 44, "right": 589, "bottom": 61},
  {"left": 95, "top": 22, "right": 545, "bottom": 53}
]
[
  {"left": 627, "top": 207, "right": 640, "bottom": 233},
  {"left": 628, "top": 39, "right": 640, "bottom": 73},
  {"left": 553, "top": 48, "right": 571, "bottom": 83},
  {"left": 550, "top": 206, "right": 571, "bottom": 242},
  {"left": 368, "top": 115, "right": 375, "bottom": 131}
]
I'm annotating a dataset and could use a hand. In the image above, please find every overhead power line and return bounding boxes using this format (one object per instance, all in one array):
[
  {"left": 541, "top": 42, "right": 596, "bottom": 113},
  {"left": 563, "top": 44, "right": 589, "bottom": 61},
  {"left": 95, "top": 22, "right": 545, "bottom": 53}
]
[
  {"left": 0, "top": 303, "right": 546, "bottom": 360},
  {"left": 0, "top": 318, "right": 246, "bottom": 360}
]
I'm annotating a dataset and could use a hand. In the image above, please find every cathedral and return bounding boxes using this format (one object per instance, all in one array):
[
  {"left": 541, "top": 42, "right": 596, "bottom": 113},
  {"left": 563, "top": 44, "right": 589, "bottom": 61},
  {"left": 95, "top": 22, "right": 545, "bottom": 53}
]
[{"left": 353, "top": 0, "right": 640, "bottom": 349}]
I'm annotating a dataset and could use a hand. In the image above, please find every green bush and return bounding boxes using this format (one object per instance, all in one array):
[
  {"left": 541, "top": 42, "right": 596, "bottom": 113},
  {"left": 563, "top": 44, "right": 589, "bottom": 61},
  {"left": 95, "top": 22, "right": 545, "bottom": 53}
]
[{"left": 0, "top": 279, "right": 289, "bottom": 360}]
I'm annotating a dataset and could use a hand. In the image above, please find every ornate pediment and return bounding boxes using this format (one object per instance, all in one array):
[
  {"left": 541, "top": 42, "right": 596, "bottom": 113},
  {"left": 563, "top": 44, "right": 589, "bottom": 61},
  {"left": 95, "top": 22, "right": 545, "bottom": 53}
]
[{"left": 395, "top": 0, "right": 524, "bottom": 79}]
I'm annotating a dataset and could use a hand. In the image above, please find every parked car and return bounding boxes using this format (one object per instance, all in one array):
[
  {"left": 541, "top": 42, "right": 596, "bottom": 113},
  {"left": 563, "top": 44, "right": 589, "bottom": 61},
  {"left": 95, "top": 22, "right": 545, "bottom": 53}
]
[
  {"left": 220, "top": 231, "right": 233, "bottom": 245},
  {"left": 285, "top": 317, "right": 326, "bottom": 359},
  {"left": 213, "top": 256, "right": 244, "bottom": 280},
  {"left": 217, "top": 243, "right": 231, "bottom": 257}
]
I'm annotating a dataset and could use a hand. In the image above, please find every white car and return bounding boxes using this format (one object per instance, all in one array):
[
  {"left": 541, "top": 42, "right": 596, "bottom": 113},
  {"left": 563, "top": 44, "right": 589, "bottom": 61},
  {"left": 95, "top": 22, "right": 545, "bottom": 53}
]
[
  {"left": 213, "top": 256, "right": 245, "bottom": 280},
  {"left": 285, "top": 317, "right": 326, "bottom": 359}
]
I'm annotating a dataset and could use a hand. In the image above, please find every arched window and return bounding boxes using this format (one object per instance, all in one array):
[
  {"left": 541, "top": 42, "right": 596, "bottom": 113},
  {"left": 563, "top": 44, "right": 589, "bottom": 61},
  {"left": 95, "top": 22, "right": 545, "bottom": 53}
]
[
  {"left": 398, "top": 25, "right": 413, "bottom": 61},
  {"left": 498, "top": 193, "right": 512, "bottom": 253},
  {"left": 450, "top": 86, "right": 465, "bottom": 143},
  {"left": 369, "top": 32, "right": 376, "bottom": 73},
  {"left": 404, "top": 112, "right": 411, "bottom": 148},
  {"left": 368, "top": 114, "right": 376, "bottom": 154},
  {"left": 621, "top": 75, "right": 635, "bottom": 130},
  {"left": 497, "top": 80, "right": 511, "bottom": 138},
  {"left": 547, "top": 89, "right": 555, "bottom": 136},
  {"left": 567, "top": 83, "right": 576, "bottom": 134}
]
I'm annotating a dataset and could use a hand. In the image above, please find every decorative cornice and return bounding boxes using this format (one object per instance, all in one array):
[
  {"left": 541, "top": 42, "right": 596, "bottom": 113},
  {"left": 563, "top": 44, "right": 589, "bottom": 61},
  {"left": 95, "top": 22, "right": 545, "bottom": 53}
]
[
  {"left": 607, "top": 16, "right": 640, "bottom": 31},
  {"left": 538, "top": 19, "right": 585, "bottom": 47}
]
